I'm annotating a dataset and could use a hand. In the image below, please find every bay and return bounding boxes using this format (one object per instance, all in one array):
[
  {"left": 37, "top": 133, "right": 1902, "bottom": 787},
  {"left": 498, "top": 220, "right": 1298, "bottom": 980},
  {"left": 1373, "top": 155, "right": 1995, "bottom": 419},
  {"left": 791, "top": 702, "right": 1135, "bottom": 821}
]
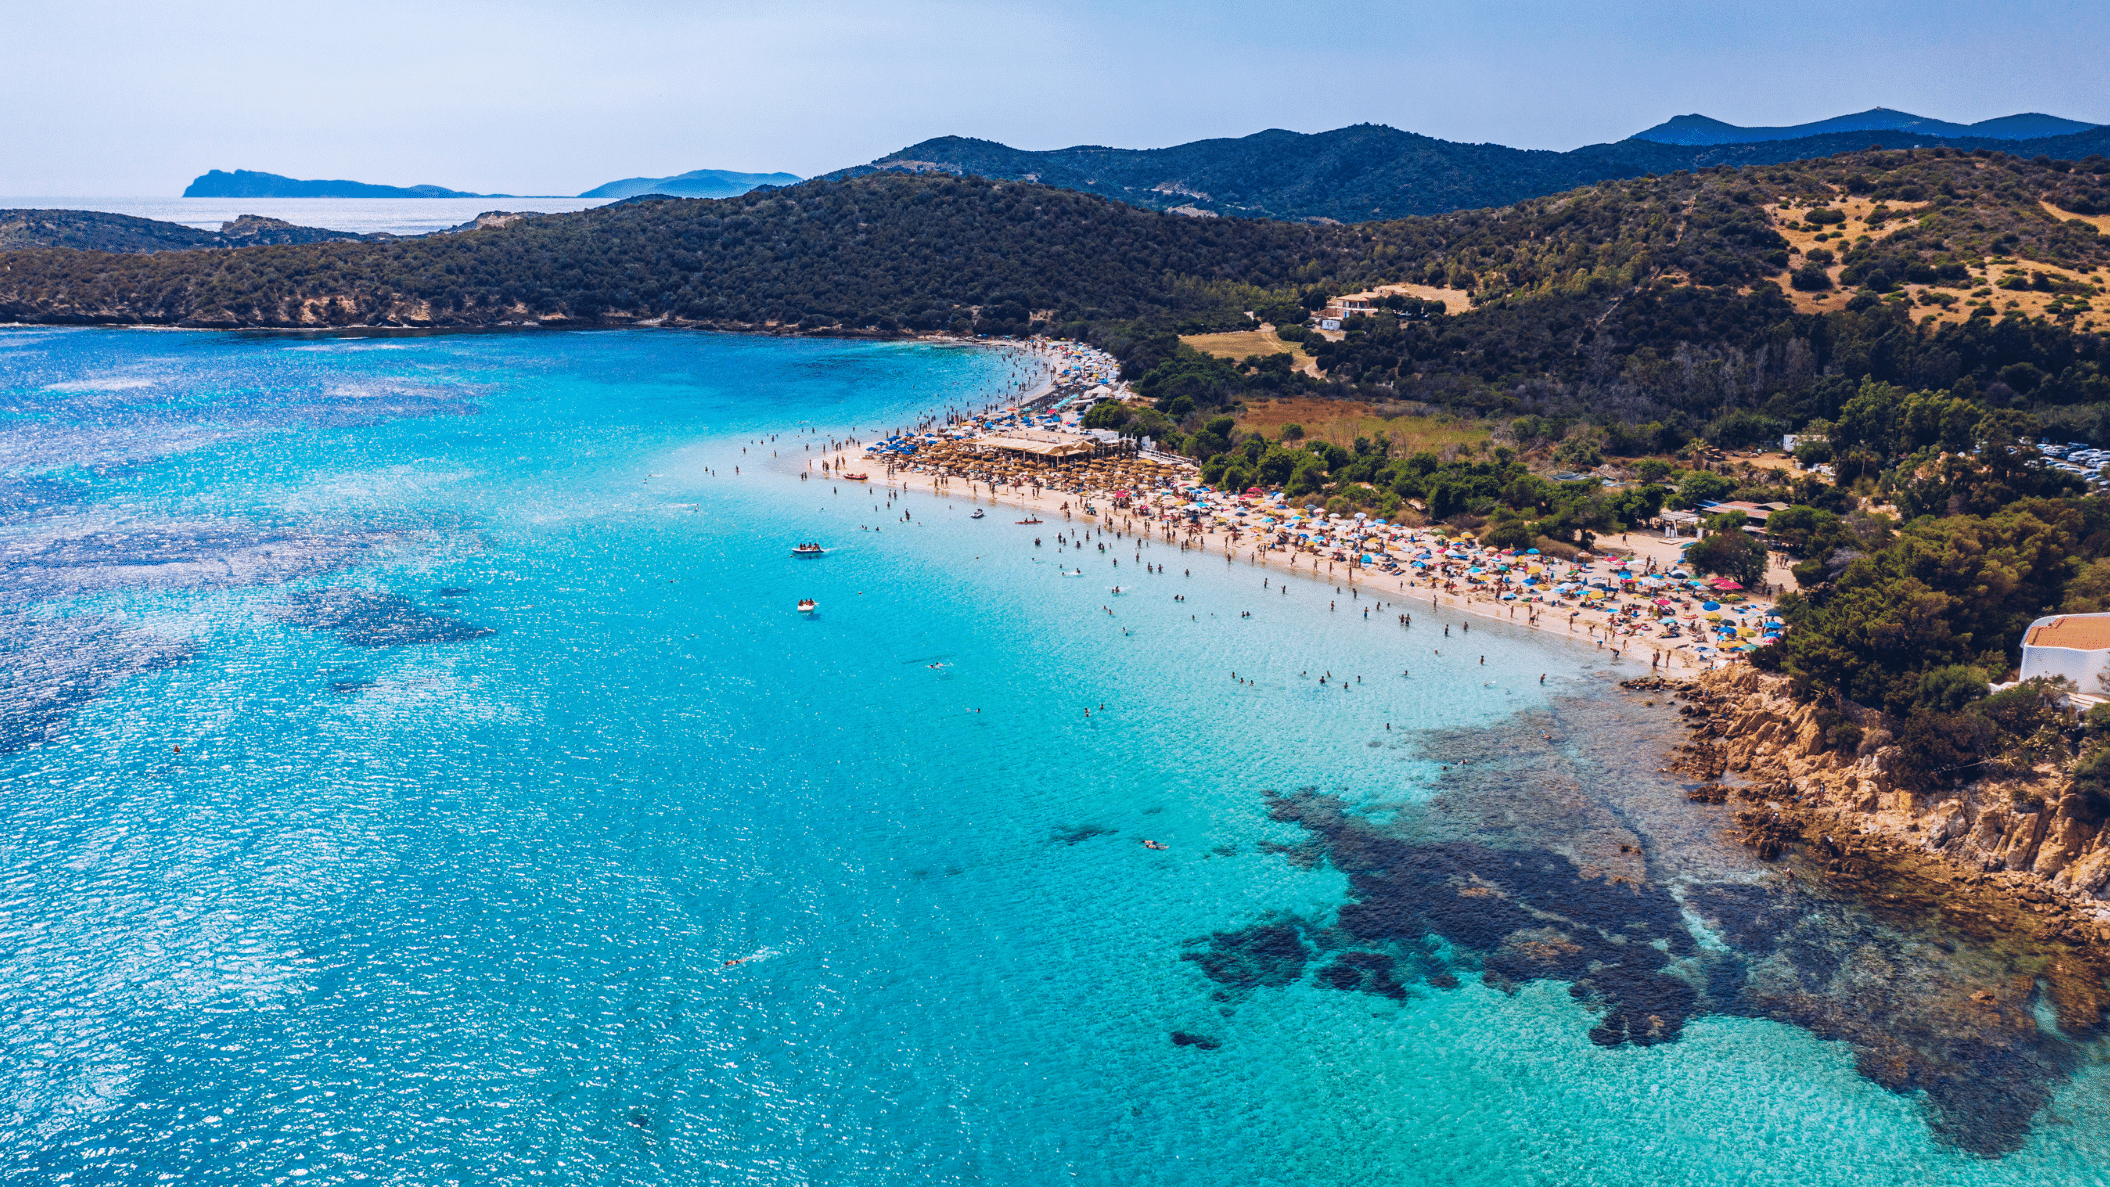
[{"left": 0, "top": 326, "right": 2105, "bottom": 1185}]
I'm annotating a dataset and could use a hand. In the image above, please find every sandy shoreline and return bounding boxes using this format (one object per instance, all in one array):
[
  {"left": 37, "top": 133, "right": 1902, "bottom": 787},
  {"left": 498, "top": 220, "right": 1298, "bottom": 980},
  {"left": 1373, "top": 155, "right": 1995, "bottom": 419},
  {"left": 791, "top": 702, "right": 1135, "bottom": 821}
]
[
  {"left": 797, "top": 446, "right": 1755, "bottom": 674},
  {"left": 775, "top": 337, "right": 1773, "bottom": 674}
]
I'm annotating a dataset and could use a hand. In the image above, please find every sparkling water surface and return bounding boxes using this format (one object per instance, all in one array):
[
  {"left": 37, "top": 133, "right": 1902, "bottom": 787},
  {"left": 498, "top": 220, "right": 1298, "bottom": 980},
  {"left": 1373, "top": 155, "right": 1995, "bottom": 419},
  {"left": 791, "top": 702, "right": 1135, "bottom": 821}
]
[{"left": 2, "top": 327, "right": 2107, "bottom": 1185}]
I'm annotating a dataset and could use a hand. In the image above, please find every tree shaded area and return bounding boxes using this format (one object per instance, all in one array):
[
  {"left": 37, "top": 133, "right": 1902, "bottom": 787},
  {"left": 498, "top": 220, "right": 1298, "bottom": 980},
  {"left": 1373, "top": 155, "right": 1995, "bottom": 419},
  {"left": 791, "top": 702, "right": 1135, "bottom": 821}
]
[{"left": 1759, "top": 498, "right": 2107, "bottom": 713}]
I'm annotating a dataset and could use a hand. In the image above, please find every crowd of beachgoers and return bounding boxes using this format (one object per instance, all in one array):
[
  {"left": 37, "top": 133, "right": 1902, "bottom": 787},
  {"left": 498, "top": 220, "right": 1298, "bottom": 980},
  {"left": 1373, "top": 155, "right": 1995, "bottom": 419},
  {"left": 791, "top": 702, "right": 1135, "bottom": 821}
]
[
  {"left": 799, "top": 337, "right": 1781, "bottom": 670},
  {"left": 903, "top": 337, "right": 1123, "bottom": 429}
]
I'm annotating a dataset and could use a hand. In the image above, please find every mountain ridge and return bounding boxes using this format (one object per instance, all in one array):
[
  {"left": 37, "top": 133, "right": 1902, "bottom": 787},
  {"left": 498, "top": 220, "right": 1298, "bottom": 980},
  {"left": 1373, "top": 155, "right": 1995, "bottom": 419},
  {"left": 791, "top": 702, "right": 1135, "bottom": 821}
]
[
  {"left": 1632, "top": 108, "right": 2098, "bottom": 146},
  {"left": 834, "top": 122, "right": 2110, "bottom": 222}
]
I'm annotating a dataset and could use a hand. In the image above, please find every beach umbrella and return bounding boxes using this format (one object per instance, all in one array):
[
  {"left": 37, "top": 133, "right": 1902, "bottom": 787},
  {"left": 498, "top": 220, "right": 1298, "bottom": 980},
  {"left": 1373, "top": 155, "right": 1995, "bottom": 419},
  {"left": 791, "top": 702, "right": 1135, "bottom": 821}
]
[{"left": 1701, "top": 601, "right": 1721, "bottom": 611}]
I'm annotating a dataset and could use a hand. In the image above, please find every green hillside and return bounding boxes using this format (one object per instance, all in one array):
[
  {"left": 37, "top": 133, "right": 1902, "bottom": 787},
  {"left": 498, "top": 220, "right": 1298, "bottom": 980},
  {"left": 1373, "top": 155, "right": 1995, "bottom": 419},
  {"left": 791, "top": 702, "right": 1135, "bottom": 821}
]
[
  {"left": 0, "top": 209, "right": 366, "bottom": 254},
  {"left": 2, "top": 146, "right": 2104, "bottom": 443}
]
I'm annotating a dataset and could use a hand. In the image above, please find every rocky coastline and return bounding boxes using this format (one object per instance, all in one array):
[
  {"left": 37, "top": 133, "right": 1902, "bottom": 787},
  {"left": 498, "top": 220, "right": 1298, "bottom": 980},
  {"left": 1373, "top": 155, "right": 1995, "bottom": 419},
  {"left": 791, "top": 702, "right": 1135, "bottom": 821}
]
[{"left": 1650, "top": 667, "right": 2110, "bottom": 1035}]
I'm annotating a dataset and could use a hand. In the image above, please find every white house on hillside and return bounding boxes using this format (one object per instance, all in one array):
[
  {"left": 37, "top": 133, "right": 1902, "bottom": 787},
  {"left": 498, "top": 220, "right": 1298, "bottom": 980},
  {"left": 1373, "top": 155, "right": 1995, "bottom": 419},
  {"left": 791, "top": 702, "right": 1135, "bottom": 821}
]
[{"left": 2018, "top": 613, "right": 2110, "bottom": 691}]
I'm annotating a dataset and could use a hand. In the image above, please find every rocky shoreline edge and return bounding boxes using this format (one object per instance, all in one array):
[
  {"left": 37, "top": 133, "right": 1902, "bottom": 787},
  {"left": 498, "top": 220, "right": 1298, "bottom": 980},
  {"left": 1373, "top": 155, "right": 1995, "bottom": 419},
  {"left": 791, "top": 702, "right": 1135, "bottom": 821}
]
[{"left": 1643, "top": 667, "right": 2110, "bottom": 1034}]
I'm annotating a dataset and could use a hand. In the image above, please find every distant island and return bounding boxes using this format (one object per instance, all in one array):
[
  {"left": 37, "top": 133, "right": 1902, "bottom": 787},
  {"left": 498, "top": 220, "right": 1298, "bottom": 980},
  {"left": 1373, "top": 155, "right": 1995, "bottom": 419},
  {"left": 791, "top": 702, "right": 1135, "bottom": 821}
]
[
  {"left": 576, "top": 168, "right": 801, "bottom": 200},
  {"left": 182, "top": 169, "right": 511, "bottom": 199},
  {"left": 1631, "top": 107, "right": 2100, "bottom": 146}
]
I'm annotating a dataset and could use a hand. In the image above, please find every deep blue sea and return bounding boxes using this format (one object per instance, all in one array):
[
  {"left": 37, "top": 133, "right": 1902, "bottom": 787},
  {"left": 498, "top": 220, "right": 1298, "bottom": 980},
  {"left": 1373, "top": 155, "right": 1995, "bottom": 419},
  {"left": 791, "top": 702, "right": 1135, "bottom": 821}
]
[{"left": 2, "top": 328, "right": 2107, "bottom": 1185}]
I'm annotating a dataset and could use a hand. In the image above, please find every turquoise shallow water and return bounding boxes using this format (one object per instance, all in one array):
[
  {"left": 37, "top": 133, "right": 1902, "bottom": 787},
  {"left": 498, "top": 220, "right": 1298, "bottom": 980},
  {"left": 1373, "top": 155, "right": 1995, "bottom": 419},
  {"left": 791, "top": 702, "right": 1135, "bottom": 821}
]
[{"left": 2, "top": 327, "right": 2108, "bottom": 1185}]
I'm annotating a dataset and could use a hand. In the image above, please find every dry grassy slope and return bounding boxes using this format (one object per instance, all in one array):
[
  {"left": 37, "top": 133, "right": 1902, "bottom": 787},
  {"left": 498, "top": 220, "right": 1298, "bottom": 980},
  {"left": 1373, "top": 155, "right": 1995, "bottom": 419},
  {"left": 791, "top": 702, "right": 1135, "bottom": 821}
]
[
  {"left": 1230, "top": 396, "right": 1490, "bottom": 455},
  {"left": 1332, "top": 282, "right": 1475, "bottom": 315},
  {"left": 1178, "top": 325, "right": 1318, "bottom": 374},
  {"left": 1760, "top": 189, "right": 2105, "bottom": 329},
  {"left": 2047, "top": 202, "right": 2110, "bottom": 236}
]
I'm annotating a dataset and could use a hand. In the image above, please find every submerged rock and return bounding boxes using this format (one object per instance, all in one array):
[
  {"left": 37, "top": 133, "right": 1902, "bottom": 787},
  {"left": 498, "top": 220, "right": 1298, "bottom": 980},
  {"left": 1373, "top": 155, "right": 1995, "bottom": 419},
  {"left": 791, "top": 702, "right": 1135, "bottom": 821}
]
[
  {"left": 0, "top": 615, "right": 190, "bottom": 753},
  {"left": 1181, "top": 921, "right": 1310, "bottom": 993},
  {"left": 1184, "top": 681, "right": 2110, "bottom": 1156},
  {"left": 278, "top": 589, "right": 495, "bottom": 647}
]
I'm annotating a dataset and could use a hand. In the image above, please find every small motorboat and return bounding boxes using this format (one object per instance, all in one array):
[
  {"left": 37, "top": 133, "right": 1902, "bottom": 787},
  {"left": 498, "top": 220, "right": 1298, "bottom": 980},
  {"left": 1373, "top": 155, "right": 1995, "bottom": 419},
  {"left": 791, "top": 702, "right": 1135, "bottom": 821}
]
[
  {"left": 793, "top": 543, "right": 826, "bottom": 557},
  {"left": 1016, "top": 517, "right": 1043, "bottom": 525},
  {"left": 971, "top": 509, "right": 985, "bottom": 519},
  {"left": 797, "top": 599, "right": 817, "bottom": 613},
  {"left": 840, "top": 472, "right": 869, "bottom": 481}
]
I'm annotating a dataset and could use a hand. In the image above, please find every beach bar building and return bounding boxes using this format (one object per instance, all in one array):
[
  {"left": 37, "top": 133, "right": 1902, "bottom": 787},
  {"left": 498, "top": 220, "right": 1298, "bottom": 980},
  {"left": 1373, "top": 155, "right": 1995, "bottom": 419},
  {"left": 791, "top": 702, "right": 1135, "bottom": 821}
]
[
  {"left": 2019, "top": 613, "right": 2110, "bottom": 690},
  {"left": 975, "top": 429, "right": 1110, "bottom": 461}
]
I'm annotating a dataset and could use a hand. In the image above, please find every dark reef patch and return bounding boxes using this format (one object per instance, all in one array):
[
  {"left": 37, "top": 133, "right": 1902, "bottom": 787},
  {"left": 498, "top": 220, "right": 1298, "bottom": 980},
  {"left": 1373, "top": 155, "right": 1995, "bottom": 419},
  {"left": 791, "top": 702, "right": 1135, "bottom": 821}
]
[
  {"left": 1181, "top": 921, "right": 1311, "bottom": 994},
  {"left": 0, "top": 614, "right": 190, "bottom": 753},
  {"left": 1050, "top": 824, "right": 1118, "bottom": 845},
  {"left": 1316, "top": 951, "right": 1411, "bottom": 1000},
  {"left": 1187, "top": 685, "right": 2108, "bottom": 1157},
  {"left": 1270, "top": 788, "right": 1704, "bottom": 1047},
  {"left": 0, "top": 476, "right": 80, "bottom": 518},
  {"left": 1678, "top": 878, "right": 2081, "bottom": 1155},
  {"left": 0, "top": 521, "right": 414, "bottom": 606},
  {"left": 280, "top": 589, "right": 495, "bottom": 648},
  {"left": 0, "top": 376, "right": 480, "bottom": 472},
  {"left": 1169, "top": 1031, "right": 1221, "bottom": 1050}
]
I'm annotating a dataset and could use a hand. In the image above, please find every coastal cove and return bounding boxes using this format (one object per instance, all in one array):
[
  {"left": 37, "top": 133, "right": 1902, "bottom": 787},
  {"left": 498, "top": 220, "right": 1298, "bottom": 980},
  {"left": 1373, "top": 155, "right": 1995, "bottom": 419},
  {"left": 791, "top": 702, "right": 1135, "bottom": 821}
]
[{"left": 3, "top": 327, "right": 2109, "bottom": 1183}]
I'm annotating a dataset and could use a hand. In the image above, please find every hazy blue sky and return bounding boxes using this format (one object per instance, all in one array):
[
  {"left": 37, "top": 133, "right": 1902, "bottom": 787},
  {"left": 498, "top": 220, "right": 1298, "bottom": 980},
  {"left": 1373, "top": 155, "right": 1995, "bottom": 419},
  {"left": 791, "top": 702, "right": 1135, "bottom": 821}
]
[{"left": 3, "top": 0, "right": 2105, "bottom": 195}]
